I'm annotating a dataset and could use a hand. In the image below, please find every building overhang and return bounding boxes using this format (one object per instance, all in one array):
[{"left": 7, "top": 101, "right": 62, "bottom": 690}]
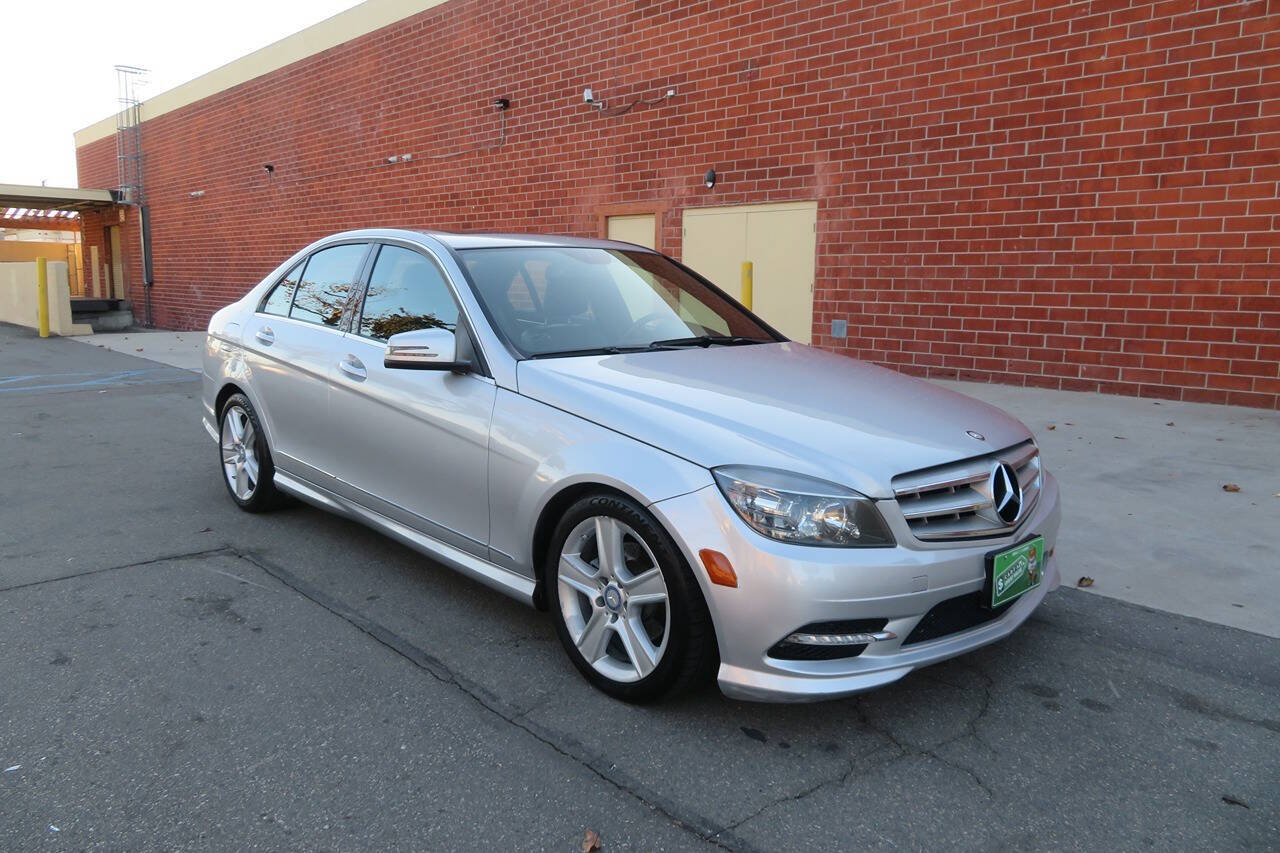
[{"left": 0, "top": 184, "right": 118, "bottom": 215}]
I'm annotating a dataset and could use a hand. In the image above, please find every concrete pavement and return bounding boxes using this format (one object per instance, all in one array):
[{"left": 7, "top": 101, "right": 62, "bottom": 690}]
[
  {"left": 68, "top": 329, "right": 204, "bottom": 372},
  {"left": 939, "top": 379, "right": 1280, "bottom": 638},
  {"left": 1, "top": 323, "right": 1276, "bottom": 849}
]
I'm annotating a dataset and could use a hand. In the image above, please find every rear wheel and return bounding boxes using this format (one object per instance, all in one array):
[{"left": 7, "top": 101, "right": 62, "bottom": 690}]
[
  {"left": 545, "top": 493, "right": 718, "bottom": 702},
  {"left": 218, "top": 393, "right": 284, "bottom": 512}
]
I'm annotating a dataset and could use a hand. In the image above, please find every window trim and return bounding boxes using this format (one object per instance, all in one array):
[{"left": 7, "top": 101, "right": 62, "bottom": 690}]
[
  {"left": 257, "top": 257, "right": 308, "bottom": 317},
  {"left": 352, "top": 244, "right": 461, "bottom": 343},
  {"left": 255, "top": 239, "right": 373, "bottom": 330},
  {"left": 351, "top": 239, "right": 492, "bottom": 378}
]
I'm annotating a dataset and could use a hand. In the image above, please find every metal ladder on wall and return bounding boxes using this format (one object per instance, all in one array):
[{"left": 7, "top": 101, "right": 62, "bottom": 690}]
[{"left": 114, "top": 65, "right": 152, "bottom": 325}]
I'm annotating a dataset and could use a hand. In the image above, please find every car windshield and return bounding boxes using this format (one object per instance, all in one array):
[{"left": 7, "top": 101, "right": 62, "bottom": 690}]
[{"left": 457, "top": 246, "right": 779, "bottom": 358}]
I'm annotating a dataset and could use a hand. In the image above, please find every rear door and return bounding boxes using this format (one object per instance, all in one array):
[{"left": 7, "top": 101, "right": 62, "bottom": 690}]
[
  {"left": 241, "top": 241, "right": 370, "bottom": 488},
  {"left": 327, "top": 243, "right": 496, "bottom": 556}
]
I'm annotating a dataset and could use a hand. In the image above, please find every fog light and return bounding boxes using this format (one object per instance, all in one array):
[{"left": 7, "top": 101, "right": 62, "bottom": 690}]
[{"left": 783, "top": 630, "right": 896, "bottom": 646}]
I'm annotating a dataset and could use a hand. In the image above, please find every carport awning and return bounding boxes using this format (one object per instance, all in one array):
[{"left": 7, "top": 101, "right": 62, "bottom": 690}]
[{"left": 0, "top": 183, "right": 118, "bottom": 216}]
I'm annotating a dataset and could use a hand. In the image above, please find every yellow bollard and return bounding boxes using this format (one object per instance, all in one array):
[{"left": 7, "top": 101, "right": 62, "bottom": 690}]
[
  {"left": 36, "top": 257, "right": 50, "bottom": 338},
  {"left": 741, "top": 261, "right": 753, "bottom": 310}
]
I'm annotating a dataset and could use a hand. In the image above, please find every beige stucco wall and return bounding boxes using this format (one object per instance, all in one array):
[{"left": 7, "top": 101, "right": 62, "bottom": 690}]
[
  {"left": 0, "top": 261, "right": 93, "bottom": 335},
  {"left": 0, "top": 242, "right": 83, "bottom": 295}
]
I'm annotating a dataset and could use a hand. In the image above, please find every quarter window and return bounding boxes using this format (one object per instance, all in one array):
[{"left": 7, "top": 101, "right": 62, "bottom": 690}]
[
  {"left": 261, "top": 260, "right": 304, "bottom": 316},
  {"left": 358, "top": 245, "right": 459, "bottom": 341},
  {"left": 289, "top": 243, "right": 367, "bottom": 327}
]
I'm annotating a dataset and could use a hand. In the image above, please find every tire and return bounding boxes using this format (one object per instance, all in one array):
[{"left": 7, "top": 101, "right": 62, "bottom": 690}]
[
  {"left": 544, "top": 493, "right": 718, "bottom": 703},
  {"left": 217, "top": 393, "right": 285, "bottom": 512}
]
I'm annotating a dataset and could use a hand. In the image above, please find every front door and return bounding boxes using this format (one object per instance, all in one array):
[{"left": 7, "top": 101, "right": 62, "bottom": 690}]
[
  {"left": 607, "top": 214, "right": 656, "bottom": 249},
  {"left": 108, "top": 226, "right": 125, "bottom": 299},
  {"left": 681, "top": 201, "right": 817, "bottom": 342},
  {"left": 327, "top": 243, "right": 496, "bottom": 557}
]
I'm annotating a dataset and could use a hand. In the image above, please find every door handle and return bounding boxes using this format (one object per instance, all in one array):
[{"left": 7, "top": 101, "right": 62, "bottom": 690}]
[
  {"left": 338, "top": 355, "right": 367, "bottom": 381},
  {"left": 255, "top": 326, "right": 275, "bottom": 345}
]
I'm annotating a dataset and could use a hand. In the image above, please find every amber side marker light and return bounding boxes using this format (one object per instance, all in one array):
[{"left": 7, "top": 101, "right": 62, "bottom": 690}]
[{"left": 699, "top": 549, "right": 738, "bottom": 588}]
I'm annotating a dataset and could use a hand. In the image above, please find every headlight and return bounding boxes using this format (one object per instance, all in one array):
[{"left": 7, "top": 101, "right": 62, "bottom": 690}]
[{"left": 712, "top": 466, "right": 894, "bottom": 547}]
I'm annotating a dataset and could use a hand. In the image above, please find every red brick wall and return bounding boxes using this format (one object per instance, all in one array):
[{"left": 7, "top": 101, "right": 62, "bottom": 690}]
[{"left": 77, "top": 0, "right": 1280, "bottom": 408}]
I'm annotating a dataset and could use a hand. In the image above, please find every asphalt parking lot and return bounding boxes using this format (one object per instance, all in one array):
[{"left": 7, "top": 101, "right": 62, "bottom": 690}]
[{"left": 2, "top": 323, "right": 1277, "bottom": 850}]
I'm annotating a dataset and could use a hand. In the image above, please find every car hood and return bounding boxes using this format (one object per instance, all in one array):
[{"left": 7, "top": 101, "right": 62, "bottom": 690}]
[{"left": 515, "top": 343, "right": 1033, "bottom": 499}]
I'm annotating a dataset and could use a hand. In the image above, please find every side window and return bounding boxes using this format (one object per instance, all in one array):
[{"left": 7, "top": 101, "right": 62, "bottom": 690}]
[
  {"left": 358, "top": 245, "right": 459, "bottom": 342},
  {"left": 260, "top": 260, "right": 304, "bottom": 316},
  {"left": 289, "top": 243, "right": 367, "bottom": 327}
]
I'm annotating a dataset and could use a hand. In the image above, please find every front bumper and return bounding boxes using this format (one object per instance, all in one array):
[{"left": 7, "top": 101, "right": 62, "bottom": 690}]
[{"left": 649, "top": 471, "right": 1062, "bottom": 702}]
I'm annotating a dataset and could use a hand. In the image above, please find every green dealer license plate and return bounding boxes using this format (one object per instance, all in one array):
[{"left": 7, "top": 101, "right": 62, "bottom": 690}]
[{"left": 985, "top": 535, "right": 1045, "bottom": 609}]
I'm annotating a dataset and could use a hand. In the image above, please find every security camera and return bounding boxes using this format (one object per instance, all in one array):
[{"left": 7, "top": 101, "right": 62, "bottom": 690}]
[{"left": 583, "top": 88, "right": 595, "bottom": 104}]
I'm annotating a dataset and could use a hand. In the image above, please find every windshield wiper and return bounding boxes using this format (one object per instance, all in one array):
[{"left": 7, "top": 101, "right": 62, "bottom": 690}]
[
  {"left": 647, "top": 335, "right": 770, "bottom": 349},
  {"left": 527, "top": 345, "right": 654, "bottom": 359}
]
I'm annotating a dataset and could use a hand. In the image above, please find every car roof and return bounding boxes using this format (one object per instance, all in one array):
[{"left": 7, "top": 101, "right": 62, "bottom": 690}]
[{"left": 323, "top": 228, "right": 658, "bottom": 253}]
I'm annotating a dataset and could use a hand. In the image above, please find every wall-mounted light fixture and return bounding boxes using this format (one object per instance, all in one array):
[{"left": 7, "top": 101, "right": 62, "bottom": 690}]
[
  {"left": 704, "top": 168, "right": 717, "bottom": 189},
  {"left": 188, "top": 190, "right": 205, "bottom": 198},
  {"left": 262, "top": 164, "right": 274, "bottom": 174}
]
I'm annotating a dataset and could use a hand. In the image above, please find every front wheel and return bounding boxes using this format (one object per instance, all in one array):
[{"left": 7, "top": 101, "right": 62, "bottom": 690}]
[
  {"left": 218, "top": 393, "right": 284, "bottom": 512},
  {"left": 545, "top": 494, "right": 718, "bottom": 703}
]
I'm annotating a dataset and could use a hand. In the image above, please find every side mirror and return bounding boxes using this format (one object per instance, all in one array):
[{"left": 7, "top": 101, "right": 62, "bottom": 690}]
[{"left": 384, "top": 327, "right": 468, "bottom": 373}]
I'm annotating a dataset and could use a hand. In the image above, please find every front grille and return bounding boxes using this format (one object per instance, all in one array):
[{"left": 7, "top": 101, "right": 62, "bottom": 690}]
[
  {"left": 767, "top": 619, "right": 889, "bottom": 661},
  {"left": 892, "top": 440, "right": 1041, "bottom": 541},
  {"left": 902, "top": 593, "right": 1010, "bottom": 646}
]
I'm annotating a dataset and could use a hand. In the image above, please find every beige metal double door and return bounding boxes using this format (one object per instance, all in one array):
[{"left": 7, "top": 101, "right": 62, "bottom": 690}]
[{"left": 681, "top": 201, "right": 817, "bottom": 343}]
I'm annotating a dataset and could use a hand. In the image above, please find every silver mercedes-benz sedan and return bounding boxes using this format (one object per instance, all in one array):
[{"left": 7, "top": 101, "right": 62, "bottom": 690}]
[{"left": 202, "top": 229, "right": 1062, "bottom": 703}]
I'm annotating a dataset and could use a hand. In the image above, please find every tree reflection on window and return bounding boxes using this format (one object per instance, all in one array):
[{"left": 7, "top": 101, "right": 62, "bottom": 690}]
[
  {"left": 359, "top": 246, "right": 460, "bottom": 342},
  {"left": 288, "top": 243, "right": 368, "bottom": 327},
  {"left": 291, "top": 282, "right": 350, "bottom": 326}
]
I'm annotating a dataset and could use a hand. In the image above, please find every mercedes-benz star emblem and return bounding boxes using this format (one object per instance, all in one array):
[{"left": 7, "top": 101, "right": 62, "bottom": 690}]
[
  {"left": 603, "top": 585, "right": 622, "bottom": 611},
  {"left": 966, "top": 430, "right": 985, "bottom": 441},
  {"left": 990, "top": 462, "right": 1023, "bottom": 525}
]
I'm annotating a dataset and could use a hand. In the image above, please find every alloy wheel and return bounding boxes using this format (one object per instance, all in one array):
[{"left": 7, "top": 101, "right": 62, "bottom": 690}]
[
  {"left": 556, "top": 515, "right": 671, "bottom": 683},
  {"left": 220, "top": 404, "right": 260, "bottom": 501}
]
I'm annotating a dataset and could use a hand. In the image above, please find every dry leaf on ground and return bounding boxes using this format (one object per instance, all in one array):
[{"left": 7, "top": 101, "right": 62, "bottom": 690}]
[
  {"left": 1077, "top": 576, "right": 1095, "bottom": 588},
  {"left": 582, "top": 829, "right": 602, "bottom": 852},
  {"left": 1222, "top": 484, "right": 1241, "bottom": 493}
]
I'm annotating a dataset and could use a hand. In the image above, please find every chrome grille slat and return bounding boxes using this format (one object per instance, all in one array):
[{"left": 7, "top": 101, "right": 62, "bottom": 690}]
[
  {"left": 899, "top": 489, "right": 991, "bottom": 520},
  {"left": 893, "top": 463, "right": 990, "bottom": 497},
  {"left": 892, "top": 440, "right": 1042, "bottom": 542},
  {"left": 1006, "top": 442, "right": 1037, "bottom": 471}
]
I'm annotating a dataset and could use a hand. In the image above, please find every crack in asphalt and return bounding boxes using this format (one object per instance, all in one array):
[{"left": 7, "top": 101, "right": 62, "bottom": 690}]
[
  {"left": 858, "top": 672, "right": 999, "bottom": 801},
  {"left": 0, "top": 546, "right": 233, "bottom": 594},
  {"left": 715, "top": 672, "right": 1002, "bottom": 838},
  {"left": 229, "top": 547, "right": 756, "bottom": 852},
  {"left": 711, "top": 754, "right": 858, "bottom": 840}
]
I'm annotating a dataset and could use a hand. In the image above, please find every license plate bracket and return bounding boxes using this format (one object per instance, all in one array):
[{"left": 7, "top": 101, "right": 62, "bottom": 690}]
[{"left": 983, "top": 535, "right": 1045, "bottom": 609}]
